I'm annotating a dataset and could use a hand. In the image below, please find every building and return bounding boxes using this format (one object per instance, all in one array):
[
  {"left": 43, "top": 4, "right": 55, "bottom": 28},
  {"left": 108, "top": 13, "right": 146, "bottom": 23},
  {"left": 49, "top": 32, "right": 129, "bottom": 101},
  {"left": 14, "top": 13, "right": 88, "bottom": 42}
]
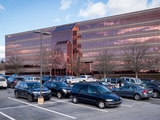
[{"left": 5, "top": 7, "right": 160, "bottom": 76}]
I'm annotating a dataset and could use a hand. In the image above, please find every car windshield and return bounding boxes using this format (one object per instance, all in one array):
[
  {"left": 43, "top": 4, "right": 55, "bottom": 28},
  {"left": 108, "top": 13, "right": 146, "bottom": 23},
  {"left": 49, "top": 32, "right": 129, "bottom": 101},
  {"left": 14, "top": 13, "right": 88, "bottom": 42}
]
[
  {"left": 0, "top": 78, "right": 5, "bottom": 81},
  {"left": 27, "top": 82, "right": 40, "bottom": 89},
  {"left": 100, "top": 82, "right": 109, "bottom": 85},
  {"left": 56, "top": 82, "right": 69, "bottom": 87},
  {"left": 135, "top": 79, "right": 142, "bottom": 83},
  {"left": 96, "top": 85, "right": 111, "bottom": 94},
  {"left": 137, "top": 84, "right": 146, "bottom": 89}
]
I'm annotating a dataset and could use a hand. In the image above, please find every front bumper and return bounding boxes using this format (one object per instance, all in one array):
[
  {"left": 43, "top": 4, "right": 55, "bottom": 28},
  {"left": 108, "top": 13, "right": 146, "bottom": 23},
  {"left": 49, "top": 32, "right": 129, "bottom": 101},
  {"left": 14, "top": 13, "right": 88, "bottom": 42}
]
[
  {"left": 105, "top": 100, "right": 123, "bottom": 107},
  {"left": 33, "top": 92, "right": 52, "bottom": 100}
]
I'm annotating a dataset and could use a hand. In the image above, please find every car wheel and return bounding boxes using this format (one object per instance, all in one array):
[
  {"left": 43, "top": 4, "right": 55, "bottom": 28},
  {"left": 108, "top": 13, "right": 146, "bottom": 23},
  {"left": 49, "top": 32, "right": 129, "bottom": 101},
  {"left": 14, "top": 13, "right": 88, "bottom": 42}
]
[
  {"left": 72, "top": 96, "right": 79, "bottom": 104},
  {"left": 11, "top": 83, "right": 14, "bottom": 89},
  {"left": 57, "top": 92, "right": 62, "bottom": 99},
  {"left": 15, "top": 91, "right": 19, "bottom": 98},
  {"left": 83, "top": 80, "right": 86, "bottom": 83},
  {"left": 153, "top": 91, "right": 159, "bottom": 98},
  {"left": 27, "top": 94, "right": 33, "bottom": 102},
  {"left": 97, "top": 100, "right": 105, "bottom": 109},
  {"left": 134, "top": 94, "right": 141, "bottom": 101}
]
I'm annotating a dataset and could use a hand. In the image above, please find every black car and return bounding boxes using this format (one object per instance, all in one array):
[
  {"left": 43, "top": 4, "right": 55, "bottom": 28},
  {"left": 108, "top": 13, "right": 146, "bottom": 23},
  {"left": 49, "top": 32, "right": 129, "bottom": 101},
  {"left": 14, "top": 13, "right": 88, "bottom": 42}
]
[
  {"left": 146, "top": 82, "right": 160, "bottom": 98},
  {"left": 43, "top": 80, "right": 71, "bottom": 99},
  {"left": 14, "top": 81, "right": 52, "bottom": 102},
  {"left": 7, "top": 76, "right": 25, "bottom": 88},
  {"left": 71, "top": 83, "right": 122, "bottom": 109}
]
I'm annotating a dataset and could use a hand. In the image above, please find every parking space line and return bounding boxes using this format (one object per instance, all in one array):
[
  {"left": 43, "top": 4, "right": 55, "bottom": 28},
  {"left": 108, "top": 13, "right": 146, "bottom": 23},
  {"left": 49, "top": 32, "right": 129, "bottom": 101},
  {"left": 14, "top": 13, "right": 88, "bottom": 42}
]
[
  {"left": 8, "top": 97, "right": 76, "bottom": 119},
  {"left": 121, "top": 104, "right": 132, "bottom": 107},
  {"left": 51, "top": 99, "right": 109, "bottom": 113},
  {"left": 0, "top": 105, "right": 31, "bottom": 110},
  {"left": 0, "top": 111, "right": 16, "bottom": 120}
]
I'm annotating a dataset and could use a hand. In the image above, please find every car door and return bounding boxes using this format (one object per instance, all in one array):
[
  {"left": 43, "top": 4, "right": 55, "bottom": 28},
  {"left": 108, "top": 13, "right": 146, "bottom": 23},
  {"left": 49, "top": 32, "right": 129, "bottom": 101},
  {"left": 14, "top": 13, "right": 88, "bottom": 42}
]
[
  {"left": 86, "top": 85, "right": 99, "bottom": 104},
  {"left": 78, "top": 85, "right": 88, "bottom": 102},
  {"left": 117, "top": 86, "right": 129, "bottom": 97},
  {"left": 126, "top": 85, "right": 137, "bottom": 97},
  {"left": 50, "top": 82, "right": 57, "bottom": 95},
  {"left": 22, "top": 83, "right": 29, "bottom": 98}
]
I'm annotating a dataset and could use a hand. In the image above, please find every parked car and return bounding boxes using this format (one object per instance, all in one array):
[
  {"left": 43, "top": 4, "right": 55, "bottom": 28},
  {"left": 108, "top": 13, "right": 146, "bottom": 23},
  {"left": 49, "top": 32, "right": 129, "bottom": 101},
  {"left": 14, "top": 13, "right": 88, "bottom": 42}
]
[
  {"left": 42, "top": 76, "right": 56, "bottom": 84},
  {"left": 96, "top": 81, "right": 116, "bottom": 90},
  {"left": 0, "top": 76, "right": 7, "bottom": 89},
  {"left": 43, "top": 80, "right": 71, "bottom": 99},
  {"left": 141, "top": 79, "right": 154, "bottom": 84},
  {"left": 112, "top": 84, "right": 153, "bottom": 100},
  {"left": 120, "top": 77, "right": 142, "bottom": 84},
  {"left": 63, "top": 75, "right": 79, "bottom": 84},
  {"left": 14, "top": 81, "right": 52, "bottom": 102},
  {"left": 146, "top": 82, "right": 160, "bottom": 98},
  {"left": 7, "top": 76, "right": 25, "bottom": 89},
  {"left": 24, "top": 76, "right": 40, "bottom": 82},
  {"left": 101, "top": 78, "right": 120, "bottom": 88},
  {"left": 71, "top": 82, "right": 122, "bottom": 109},
  {"left": 77, "top": 75, "right": 96, "bottom": 82}
]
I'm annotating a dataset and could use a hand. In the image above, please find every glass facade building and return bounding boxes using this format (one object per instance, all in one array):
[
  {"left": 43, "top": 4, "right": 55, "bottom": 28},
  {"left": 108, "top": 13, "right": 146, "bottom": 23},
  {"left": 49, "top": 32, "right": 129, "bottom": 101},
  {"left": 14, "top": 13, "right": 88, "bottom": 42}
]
[{"left": 5, "top": 7, "right": 160, "bottom": 75}]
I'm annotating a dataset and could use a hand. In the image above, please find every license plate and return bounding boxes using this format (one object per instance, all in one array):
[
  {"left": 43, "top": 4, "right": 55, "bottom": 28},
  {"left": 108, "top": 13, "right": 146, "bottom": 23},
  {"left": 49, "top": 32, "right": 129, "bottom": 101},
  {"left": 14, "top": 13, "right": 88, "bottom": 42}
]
[{"left": 148, "top": 91, "right": 152, "bottom": 93}]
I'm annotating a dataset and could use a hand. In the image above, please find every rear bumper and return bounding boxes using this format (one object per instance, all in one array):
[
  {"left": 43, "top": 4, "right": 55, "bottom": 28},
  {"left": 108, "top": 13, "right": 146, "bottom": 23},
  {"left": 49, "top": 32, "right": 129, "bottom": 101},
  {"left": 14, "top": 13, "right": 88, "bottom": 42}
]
[{"left": 141, "top": 93, "right": 153, "bottom": 98}]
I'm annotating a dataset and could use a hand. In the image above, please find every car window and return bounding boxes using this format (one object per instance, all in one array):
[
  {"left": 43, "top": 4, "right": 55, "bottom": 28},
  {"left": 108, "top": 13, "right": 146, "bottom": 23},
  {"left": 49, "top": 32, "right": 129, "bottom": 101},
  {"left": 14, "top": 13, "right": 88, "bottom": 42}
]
[
  {"left": 126, "top": 78, "right": 129, "bottom": 81},
  {"left": 27, "top": 82, "right": 40, "bottom": 89},
  {"left": 0, "top": 78, "right": 6, "bottom": 81},
  {"left": 87, "top": 75, "right": 93, "bottom": 78},
  {"left": 51, "top": 82, "right": 56, "bottom": 87},
  {"left": 129, "top": 86, "right": 137, "bottom": 89},
  {"left": 23, "top": 83, "right": 28, "bottom": 88},
  {"left": 79, "top": 86, "right": 87, "bottom": 94},
  {"left": 122, "top": 86, "right": 129, "bottom": 89},
  {"left": 96, "top": 85, "right": 111, "bottom": 94},
  {"left": 88, "top": 86, "right": 98, "bottom": 94},
  {"left": 43, "top": 82, "right": 51, "bottom": 87},
  {"left": 56, "top": 82, "right": 68, "bottom": 87},
  {"left": 130, "top": 79, "right": 135, "bottom": 83}
]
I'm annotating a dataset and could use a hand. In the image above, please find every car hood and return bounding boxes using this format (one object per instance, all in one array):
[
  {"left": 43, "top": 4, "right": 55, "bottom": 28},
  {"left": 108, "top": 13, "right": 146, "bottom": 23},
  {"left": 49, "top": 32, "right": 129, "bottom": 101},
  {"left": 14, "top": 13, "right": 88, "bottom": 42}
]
[
  {"left": 103, "top": 93, "right": 120, "bottom": 99},
  {"left": 31, "top": 87, "right": 49, "bottom": 92},
  {"left": 61, "top": 86, "right": 71, "bottom": 90}
]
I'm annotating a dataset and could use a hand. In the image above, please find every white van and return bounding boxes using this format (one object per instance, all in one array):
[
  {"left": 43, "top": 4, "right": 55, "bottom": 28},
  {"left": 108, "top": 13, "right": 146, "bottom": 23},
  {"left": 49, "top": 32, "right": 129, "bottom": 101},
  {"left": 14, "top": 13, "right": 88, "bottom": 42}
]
[
  {"left": 120, "top": 77, "right": 142, "bottom": 84},
  {"left": 0, "top": 77, "right": 7, "bottom": 89}
]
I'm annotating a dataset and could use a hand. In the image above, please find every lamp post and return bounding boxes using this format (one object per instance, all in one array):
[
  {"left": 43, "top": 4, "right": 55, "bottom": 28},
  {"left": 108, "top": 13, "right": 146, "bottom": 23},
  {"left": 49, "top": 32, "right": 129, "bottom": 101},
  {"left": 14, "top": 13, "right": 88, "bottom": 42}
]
[{"left": 33, "top": 30, "right": 50, "bottom": 104}]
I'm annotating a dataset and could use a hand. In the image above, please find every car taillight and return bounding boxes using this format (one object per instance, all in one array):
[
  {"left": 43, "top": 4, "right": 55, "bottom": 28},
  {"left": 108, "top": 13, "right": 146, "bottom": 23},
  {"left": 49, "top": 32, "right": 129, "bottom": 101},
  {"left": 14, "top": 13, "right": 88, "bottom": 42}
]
[{"left": 142, "top": 90, "right": 147, "bottom": 94}]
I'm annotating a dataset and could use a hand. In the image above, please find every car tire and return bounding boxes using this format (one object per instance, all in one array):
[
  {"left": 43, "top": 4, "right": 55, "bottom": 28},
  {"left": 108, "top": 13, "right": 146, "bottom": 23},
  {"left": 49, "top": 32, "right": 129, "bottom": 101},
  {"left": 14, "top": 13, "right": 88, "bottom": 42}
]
[
  {"left": 97, "top": 100, "right": 106, "bottom": 109},
  {"left": 83, "top": 80, "right": 86, "bottom": 83},
  {"left": 134, "top": 94, "right": 141, "bottom": 101},
  {"left": 72, "top": 96, "right": 79, "bottom": 104},
  {"left": 15, "top": 91, "right": 19, "bottom": 98},
  {"left": 153, "top": 91, "right": 159, "bottom": 98},
  {"left": 27, "top": 94, "right": 33, "bottom": 102},
  {"left": 11, "top": 83, "right": 14, "bottom": 89},
  {"left": 57, "top": 92, "right": 62, "bottom": 99}
]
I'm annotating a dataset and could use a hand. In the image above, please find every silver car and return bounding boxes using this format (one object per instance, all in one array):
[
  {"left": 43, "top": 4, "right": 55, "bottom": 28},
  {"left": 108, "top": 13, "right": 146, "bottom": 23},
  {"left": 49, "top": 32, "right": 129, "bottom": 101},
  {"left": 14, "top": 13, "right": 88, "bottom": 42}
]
[{"left": 112, "top": 84, "right": 153, "bottom": 100}]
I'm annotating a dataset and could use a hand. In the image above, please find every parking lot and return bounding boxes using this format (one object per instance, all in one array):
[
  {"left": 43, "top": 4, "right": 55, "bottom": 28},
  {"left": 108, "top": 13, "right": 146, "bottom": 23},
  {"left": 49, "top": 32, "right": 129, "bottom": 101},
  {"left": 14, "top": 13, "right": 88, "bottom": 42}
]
[{"left": 0, "top": 88, "right": 160, "bottom": 120}]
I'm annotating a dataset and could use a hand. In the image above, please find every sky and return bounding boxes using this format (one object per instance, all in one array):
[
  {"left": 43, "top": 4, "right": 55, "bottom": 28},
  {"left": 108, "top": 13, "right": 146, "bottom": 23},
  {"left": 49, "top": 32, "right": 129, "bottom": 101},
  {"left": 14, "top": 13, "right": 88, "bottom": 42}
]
[{"left": 0, "top": 0, "right": 160, "bottom": 59}]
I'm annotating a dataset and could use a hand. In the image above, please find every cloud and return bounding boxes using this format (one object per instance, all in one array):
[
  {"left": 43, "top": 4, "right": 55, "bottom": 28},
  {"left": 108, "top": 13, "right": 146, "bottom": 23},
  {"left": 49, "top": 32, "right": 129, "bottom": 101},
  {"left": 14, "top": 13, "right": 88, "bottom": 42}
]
[
  {"left": 0, "top": 4, "right": 5, "bottom": 10},
  {"left": 0, "top": 46, "right": 5, "bottom": 58},
  {"left": 66, "top": 14, "right": 73, "bottom": 21},
  {"left": 77, "top": 1, "right": 107, "bottom": 19},
  {"left": 54, "top": 18, "right": 61, "bottom": 22},
  {"left": 60, "top": 0, "right": 78, "bottom": 10},
  {"left": 77, "top": 0, "right": 160, "bottom": 19}
]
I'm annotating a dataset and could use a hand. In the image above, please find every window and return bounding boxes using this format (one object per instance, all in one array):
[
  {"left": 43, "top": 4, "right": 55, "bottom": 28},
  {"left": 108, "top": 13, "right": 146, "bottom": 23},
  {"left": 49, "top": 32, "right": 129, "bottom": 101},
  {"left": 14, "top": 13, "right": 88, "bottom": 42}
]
[
  {"left": 79, "top": 86, "right": 87, "bottom": 94},
  {"left": 88, "top": 86, "right": 97, "bottom": 94}
]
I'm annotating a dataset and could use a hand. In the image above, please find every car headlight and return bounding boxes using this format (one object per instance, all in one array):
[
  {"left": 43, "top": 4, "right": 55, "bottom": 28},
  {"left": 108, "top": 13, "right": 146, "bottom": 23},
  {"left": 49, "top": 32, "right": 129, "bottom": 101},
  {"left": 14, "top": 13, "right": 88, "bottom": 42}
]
[
  {"left": 62, "top": 89, "right": 67, "bottom": 93},
  {"left": 33, "top": 91, "right": 40, "bottom": 94},
  {"left": 106, "top": 99, "right": 113, "bottom": 102}
]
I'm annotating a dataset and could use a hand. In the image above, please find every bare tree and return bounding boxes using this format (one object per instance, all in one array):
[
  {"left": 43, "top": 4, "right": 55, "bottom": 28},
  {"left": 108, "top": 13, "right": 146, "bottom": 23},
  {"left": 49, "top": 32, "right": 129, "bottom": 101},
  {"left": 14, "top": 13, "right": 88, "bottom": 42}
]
[
  {"left": 122, "top": 42, "right": 155, "bottom": 78},
  {"left": 42, "top": 48, "right": 65, "bottom": 76},
  {"left": 93, "top": 49, "right": 115, "bottom": 78},
  {"left": 5, "top": 55, "right": 24, "bottom": 74}
]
